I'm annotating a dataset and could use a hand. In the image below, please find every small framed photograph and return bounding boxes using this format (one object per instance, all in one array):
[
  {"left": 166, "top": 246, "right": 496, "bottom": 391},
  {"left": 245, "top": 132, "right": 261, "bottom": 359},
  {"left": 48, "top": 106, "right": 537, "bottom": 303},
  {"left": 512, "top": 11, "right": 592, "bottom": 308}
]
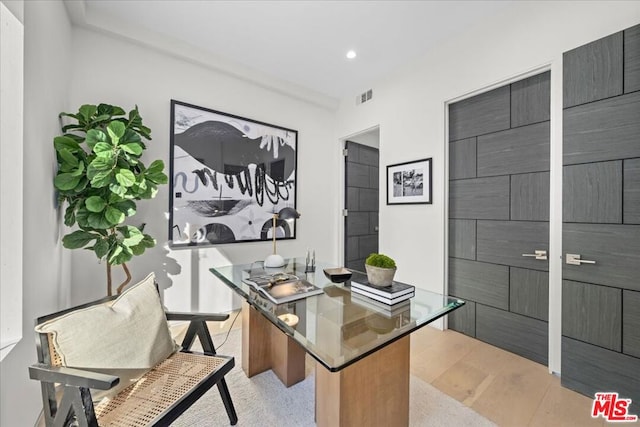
[{"left": 386, "top": 158, "right": 432, "bottom": 205}]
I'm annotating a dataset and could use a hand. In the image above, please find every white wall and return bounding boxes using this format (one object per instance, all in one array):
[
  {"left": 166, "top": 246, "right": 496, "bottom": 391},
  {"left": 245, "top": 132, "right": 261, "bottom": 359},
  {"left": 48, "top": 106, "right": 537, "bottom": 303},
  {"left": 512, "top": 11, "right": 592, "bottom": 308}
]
[
  {"left": 335, "top": 1, "right": 640, "bottom": 371},
  {"left": 67, "top": 28, "right": 340, "bottom": 311},
  {"left": 0, "top": 0, "right": 73, "bottom": 425}
]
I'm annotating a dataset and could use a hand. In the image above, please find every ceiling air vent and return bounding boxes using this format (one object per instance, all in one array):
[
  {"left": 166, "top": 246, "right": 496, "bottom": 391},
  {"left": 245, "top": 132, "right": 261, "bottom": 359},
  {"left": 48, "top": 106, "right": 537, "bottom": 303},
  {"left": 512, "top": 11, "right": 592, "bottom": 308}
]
[{"left": 355, "top": 89, "right": 373, "bottom": 105}]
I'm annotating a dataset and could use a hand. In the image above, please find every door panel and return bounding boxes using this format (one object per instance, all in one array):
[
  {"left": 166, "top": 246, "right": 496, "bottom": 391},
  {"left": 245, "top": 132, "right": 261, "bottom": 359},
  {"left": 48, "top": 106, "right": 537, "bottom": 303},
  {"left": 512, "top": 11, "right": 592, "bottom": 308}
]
[
  {"left": 448, "top": 71, "right": 550, "bottom": 365},
  {"left": 449, "top": 176, "right": 510, "bottom": 220},
  {"left": 344, "top": 141, "right": 379, "bottom": 271},
  {"left": 448, "top": 258, "right": 509, "bottom": 310},
  {"left": 563, "top": 223, "right": 640, "bottom": 291},
  {"left": 563, "top": 91, "right": 640, "bottom": 165},
  {"left": 510, "top": 172, "right": 550, "bottom": 221},
  {"left": 563, "top": 31, "right": 623, "bottom": 108},
  {"left": 563, "top": 161, "right": 622, "bottom": 223},
  {"left": 561, "top": 26, "right": 640, "bottom": 407},
  {"left": 449, "top": 85, "right": 510, "bottom": 141},
  {"left": 476, "top": 305, "right": 548, "bottom": 365},
  {"left": 477, "top": 220, "right": 549, "bottom": 271},
  {"left": 623, "top": 158, "right": 640, "bottom": 224},
  {"left": 477, "top": 121, "right": 550, "bottom": 177},
  {"left": 562, "top": 280, "right": 622, "bottom": 351}
]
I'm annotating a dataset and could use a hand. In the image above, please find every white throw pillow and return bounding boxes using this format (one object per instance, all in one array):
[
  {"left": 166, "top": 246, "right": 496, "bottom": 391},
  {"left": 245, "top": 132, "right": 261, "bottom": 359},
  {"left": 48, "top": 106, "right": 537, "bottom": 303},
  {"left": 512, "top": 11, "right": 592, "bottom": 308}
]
[{"left": 35, "top": 272, "right": 178, "bottom": 369}]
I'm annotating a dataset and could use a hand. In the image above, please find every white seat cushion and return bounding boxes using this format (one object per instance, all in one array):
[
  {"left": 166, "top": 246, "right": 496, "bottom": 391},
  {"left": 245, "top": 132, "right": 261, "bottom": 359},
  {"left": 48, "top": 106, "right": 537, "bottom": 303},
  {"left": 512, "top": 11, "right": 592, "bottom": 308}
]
[{"left": 35, "top": 272, "right": 178, "bottom": 369}]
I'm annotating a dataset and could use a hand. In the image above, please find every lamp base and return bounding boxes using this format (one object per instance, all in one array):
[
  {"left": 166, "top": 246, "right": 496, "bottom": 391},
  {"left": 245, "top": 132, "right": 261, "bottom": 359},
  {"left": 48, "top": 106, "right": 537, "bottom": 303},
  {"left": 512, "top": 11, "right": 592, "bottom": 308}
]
[{"left": 264, "top": 254, "right": 285, "bottom": 268}]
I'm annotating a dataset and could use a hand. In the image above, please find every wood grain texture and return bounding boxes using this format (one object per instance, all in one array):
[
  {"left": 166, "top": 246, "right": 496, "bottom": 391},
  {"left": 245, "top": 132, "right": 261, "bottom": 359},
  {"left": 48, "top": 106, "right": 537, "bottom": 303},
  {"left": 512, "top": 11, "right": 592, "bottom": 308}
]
[
  {"left": 623, "top": 290, "right": 640, "bottom": 358},
  {"left": 563, "top": 31, "right": 623, "bottom": 108},
  {"left": 624, "top": 24, "right": 640, "bottom": 94},
  {"left": 562, "top": 280, "right": 621, "bottom": 351},
  {"left": 358, "top": 143, "right": 379, "bottom": 167},
  {"left": 346, "top": 162, "right": 371, "bottom": 188},
  {"left": 476, "top": 304, "right": 548, "bottom": 365},
  {"left": 477, "top": 121, "right": 550, "bottom": 177},
  {"left": 449, "top": 219, "right": 476, "bottom": 260},
  {"left": 449, "top": 137, "right": 477, "bottom": 180},
  {"left": 510, "top": 268, "right": 549, "bottom": 321},
  {"left": 346, "top": 211, "right": 369, "bottom": 236},
  {"left": 563, "top": 223, "right": 640, "bottom": 291},
  {"left": 624, "top": 158, "right": 640, "bottom": 224},
  {"left": 449, "top": 85, "right": 510, "bottom": 141},
  {"left": 563, "top": 161, "right": 622, "bottom": 224},
  {"left": 358, "top": 188, "right": 378, "bottom": 211},
  {"left": 561, "top": 337, "right": 640, "bottom": 415},
  {"left": 241, "top": 302, "right": 306, "bottom": 386},
  {"left": 511, "top": 71, "right": 550, "bottom": 127},
  {"left": 563, "top": 91, "right": 640, "bottom": 165},
  {"left": 315, "top": 336, "right": 410, "bottom": 427},
  {"left": 448, "top": 258, "right": 509, "bottom": 310},
  {"left": 477, "top": 220, "right": 549, "bottom": 271},
  {"left": 511, "top": 172, "right": 550, "bottom": 221},
  {"left": 449, "top": 176, "right": 510, "bottom": 220},
  {"left": 447, "top": 298, "right": 476, "bottom": 337}
]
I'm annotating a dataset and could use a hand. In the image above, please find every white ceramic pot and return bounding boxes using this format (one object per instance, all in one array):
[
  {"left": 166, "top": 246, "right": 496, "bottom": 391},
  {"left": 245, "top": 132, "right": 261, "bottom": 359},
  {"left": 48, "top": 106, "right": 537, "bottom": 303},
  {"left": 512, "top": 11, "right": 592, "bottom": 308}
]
[{"left": 365, "top": 264, "right": 397, "bottom": 287}]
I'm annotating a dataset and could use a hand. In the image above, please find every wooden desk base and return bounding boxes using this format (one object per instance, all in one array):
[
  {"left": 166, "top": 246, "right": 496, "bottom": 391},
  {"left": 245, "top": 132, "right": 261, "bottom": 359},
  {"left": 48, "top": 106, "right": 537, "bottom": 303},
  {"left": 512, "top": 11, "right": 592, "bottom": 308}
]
[
  {"left": 241, "top": 302, "right": 306, "bottom": 387},
  {"left": 315, "top": 335, "right": 410, "bottom": 427},
  {"left": 241, "top": 302, "right": 410, "bottom": 426}
]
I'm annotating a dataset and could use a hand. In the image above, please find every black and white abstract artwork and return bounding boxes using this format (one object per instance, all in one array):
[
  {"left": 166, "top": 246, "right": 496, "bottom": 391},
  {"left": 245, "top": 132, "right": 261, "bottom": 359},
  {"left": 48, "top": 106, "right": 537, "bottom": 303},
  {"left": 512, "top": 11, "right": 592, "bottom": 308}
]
[{"left": 169, "top": 100, "right": 297, "bottom": 247}]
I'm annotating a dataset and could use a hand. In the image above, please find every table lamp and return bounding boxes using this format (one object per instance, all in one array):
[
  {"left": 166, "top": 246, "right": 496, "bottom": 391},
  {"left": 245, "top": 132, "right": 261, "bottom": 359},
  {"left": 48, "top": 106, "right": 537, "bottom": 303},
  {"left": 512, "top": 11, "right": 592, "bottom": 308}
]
[{"left": 264, "top": 207, "right": 300, "bottom": 268}]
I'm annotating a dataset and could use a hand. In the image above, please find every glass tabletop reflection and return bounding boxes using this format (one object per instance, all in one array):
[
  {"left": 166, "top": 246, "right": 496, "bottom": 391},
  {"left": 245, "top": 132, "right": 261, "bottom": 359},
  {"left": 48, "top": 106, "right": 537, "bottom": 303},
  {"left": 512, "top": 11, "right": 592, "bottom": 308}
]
[{"left": 210, "top": 258, "right": 464, "bottom": 372}]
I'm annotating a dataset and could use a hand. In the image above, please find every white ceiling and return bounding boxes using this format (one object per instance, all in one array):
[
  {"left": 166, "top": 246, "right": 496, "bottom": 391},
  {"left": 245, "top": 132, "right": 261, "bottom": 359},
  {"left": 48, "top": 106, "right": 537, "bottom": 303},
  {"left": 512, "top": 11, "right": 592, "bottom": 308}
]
[{"left": 78, "top": 1, "right": 514, "bottom": 100}]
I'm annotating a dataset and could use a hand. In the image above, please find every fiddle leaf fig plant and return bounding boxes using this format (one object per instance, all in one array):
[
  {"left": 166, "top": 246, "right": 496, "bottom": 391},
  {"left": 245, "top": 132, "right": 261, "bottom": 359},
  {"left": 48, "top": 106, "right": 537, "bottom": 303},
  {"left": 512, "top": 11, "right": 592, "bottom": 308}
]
[{"left": 54, "top": 103, "right": 168, "bottom": 296}]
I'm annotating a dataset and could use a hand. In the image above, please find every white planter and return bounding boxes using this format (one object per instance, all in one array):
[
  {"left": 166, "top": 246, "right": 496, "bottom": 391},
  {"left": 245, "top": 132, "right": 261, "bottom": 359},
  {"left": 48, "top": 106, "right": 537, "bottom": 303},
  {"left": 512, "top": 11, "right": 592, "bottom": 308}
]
[{"left": 365, "top": 264, "right": 397, "bottom": 287}]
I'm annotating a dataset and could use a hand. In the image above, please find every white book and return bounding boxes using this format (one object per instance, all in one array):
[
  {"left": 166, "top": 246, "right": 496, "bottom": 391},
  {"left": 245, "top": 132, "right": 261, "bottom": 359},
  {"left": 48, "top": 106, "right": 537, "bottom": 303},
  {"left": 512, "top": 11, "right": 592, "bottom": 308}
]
[{"left": 351, "top": 285, "right": 414, "bottom": 305}]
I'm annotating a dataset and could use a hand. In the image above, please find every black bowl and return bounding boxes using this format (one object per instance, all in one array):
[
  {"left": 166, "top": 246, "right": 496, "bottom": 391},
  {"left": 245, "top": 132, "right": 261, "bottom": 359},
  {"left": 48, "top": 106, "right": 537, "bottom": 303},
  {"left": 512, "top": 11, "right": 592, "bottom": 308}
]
[{"left": 323, "top": 267, "right": 353, "bottom": 283}]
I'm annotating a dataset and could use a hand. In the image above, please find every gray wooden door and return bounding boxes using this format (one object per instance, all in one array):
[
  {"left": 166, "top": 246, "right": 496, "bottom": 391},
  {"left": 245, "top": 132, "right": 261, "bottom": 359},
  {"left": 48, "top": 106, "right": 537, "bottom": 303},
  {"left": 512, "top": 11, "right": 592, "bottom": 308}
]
[
  {"left": 448, "top": 72, "right": 551, "bottom": 365},
  {"left": 561, "top": 25, "right": 640, "bottom": 413},
  {"left": 344, "top": 141, "right": 379, "bottom": 271}
]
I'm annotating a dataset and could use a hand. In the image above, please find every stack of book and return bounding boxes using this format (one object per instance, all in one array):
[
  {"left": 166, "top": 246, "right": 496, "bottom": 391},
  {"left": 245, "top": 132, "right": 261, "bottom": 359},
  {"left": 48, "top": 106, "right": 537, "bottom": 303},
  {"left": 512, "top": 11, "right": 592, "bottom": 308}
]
[
  {"left": 351, "top": 292, "right": 411, "bottom": 318},
  {"left": 350, "top": 278, "right": 415, "bottom": 306}
]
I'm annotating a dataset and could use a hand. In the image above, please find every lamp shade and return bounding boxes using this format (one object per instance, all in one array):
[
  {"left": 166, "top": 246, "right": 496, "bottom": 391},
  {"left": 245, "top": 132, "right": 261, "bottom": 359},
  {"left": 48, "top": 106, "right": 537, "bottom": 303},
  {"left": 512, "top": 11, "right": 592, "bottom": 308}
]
[
  {"left": 277, "top": 207, "right": 300, "bottom": 220},
  {"left": 264, "top": 207, "right": 300, "bottom": 268}
]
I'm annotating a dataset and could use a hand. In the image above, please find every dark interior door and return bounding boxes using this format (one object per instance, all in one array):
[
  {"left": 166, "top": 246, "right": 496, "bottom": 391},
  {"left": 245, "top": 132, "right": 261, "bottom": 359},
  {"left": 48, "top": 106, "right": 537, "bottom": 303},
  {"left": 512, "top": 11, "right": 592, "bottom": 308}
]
[
  {"left": 344, "top": 141, "right": 379, "bottom": 272},
  {"left": 447, "top": 71, "right": 551, "bottom": 366},
  {"left": 561, "top": 25, "right": 640, "bottom": 413}
]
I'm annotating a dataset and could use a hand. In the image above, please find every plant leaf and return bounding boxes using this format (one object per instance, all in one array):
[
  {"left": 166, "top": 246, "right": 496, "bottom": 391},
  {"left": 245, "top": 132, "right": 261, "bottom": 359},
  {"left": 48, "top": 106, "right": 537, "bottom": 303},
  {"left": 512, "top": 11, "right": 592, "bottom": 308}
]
[
  {"left": 58, "top": 148, "right": 79, "bottom": 166},
  {"left": 78, "top": 104, "right": 98, "bottom": 121},
  {"left": 108, "top": 183, "right": 127, "bottom": 198},
  {"left": 88, "top": 212, "right": 112, "bottom": 229},
  {"left": 85, "top": 196, "right": 107, "bottom": 213},
  {"left": 109, "top": 244, "right": 133, "bottom": 265},
  {"left": 54, "top": 173, "right": 81, "bottom": 191},
  {"left": 121, "top": 143, "right": 143, "bottom": 156},
  {"left": 105, "top": 206, "right": 125, "bottom": 225},
  {"left": 93, "top": 142, "right": 113, "bottom": 157},
  {"left": 113, "top": 200, "right": 136, "bottom": 216},
  {"left": 64, "top": 204, "right": 76, "bottom": 226},
  {"left": 107, "top": 121, "right": 126, "bottom": 144},
  {"left": 90, "top": 156, "right": 115, "bottom": 171},
  {"left": 70, "top": 161, "right": 85, "bottom": 177},
  {"left": 62, "top": 230, "right": 97, "bottom": 249},
  {"left": 146, "top": 171, "right": 168, "bottom": 185},
  {"left": 54, "top": 136, "right": 81, "bottom": 153},
  {"left": 119, "top": 225, "right": 144, "bottom": 247},
  {"left": 90, "top": 170, "right": 113, "bottom": 188},
  {"left": 146, "top": 159, "right": 164, "bottom": 174},
  {"left": 86, "top": 129, "right": 107, "bottom": 150},
  {"left": 115, "top": 169, "right": 136, "bottom": 187},
  {"left": 94, "top": 238, "right": 110, "bottom": 259}
]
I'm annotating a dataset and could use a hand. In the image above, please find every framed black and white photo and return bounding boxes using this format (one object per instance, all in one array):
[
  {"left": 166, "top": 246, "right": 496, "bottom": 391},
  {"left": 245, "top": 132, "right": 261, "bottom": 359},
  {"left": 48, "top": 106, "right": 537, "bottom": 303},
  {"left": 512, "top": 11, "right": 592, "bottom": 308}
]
[
  {"left": 386, "top": 158, "right": 432, "bottom": 205},
  {"left": 169, "top": 100, "right": 298, "bottom": 247}
]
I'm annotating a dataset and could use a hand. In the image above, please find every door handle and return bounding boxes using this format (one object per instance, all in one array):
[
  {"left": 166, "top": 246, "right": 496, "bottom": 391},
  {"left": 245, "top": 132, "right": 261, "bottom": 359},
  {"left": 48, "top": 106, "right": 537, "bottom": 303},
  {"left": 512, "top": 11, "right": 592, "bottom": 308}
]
[
  {"left": 566, "top": 253, "right": 596, "bottom": 265},
  {"left": 522, "top": 250, "right": 547, "bottom": 260}
]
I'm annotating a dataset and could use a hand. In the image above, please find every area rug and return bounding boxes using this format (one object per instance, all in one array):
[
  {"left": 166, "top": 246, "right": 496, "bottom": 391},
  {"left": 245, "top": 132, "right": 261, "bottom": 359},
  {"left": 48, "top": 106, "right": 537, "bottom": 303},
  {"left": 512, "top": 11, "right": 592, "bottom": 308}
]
[{"left": 171, "top": 328, "right": 496, "bottom": 426}]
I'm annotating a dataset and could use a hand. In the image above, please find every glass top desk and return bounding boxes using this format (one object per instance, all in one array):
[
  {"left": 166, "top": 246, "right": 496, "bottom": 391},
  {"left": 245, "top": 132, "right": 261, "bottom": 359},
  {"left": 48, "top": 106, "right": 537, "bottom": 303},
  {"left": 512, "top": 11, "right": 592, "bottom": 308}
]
[{"left": 210, "top": 258, "right": 464, "bottom": 427}]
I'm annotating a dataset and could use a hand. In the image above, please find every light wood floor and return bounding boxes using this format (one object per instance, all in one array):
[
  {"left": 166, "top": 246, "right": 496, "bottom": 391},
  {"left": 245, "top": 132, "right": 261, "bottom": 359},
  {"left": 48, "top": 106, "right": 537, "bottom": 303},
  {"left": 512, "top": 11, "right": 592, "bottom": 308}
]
[
  {"left": 410, "top": 326, "right": 606, "bottom": 427},
  {"left": 202, "top": 313, "right": 604, "bottom": 426}
]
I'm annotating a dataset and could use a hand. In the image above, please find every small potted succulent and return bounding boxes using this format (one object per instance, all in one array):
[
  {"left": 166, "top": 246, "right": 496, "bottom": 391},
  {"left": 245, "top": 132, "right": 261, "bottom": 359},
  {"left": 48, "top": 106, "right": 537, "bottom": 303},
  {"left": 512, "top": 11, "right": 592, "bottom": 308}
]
[{"left": 365, "top": 253, "right": 397, "bottom": 287}]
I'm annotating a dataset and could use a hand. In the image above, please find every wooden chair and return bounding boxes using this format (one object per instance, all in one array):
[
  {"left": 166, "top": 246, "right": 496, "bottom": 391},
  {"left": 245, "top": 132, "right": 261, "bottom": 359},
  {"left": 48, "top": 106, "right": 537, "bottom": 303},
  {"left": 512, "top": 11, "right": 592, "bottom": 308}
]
[{"left": 29, "top": 284, "right": 238, "bottom": 427}]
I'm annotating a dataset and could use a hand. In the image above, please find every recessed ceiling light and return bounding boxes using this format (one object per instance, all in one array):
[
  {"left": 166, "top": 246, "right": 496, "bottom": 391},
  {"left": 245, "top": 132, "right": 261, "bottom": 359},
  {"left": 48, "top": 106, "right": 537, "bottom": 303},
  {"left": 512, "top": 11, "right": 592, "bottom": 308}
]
[{"left": 346, "top": 50, "right": 357, "bottom": 59}]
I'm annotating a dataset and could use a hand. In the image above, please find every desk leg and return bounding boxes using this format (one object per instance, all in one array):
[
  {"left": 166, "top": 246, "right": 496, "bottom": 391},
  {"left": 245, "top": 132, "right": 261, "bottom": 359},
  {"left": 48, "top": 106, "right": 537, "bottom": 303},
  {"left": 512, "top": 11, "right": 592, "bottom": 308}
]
[
  {"left": 241, "top": 302, "right": 305, "bottom": 387},
  {"left": 315, "top": 335, "right": 410, "bottom": 427}
]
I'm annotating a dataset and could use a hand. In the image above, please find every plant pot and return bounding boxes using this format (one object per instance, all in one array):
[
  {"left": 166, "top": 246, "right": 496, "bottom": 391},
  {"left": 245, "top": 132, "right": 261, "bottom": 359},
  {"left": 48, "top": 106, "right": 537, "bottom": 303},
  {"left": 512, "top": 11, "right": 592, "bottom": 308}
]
[{"left": 365, "top": 264, "right": 397, "bottom": 287}]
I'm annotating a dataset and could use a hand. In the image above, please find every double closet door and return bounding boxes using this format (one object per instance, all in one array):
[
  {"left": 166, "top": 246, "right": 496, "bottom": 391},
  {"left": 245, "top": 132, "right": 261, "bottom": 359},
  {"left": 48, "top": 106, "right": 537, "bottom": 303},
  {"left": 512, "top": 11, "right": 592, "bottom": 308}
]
[{"left": 448, "top": 24, "right": 640, "bottom": 410}]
